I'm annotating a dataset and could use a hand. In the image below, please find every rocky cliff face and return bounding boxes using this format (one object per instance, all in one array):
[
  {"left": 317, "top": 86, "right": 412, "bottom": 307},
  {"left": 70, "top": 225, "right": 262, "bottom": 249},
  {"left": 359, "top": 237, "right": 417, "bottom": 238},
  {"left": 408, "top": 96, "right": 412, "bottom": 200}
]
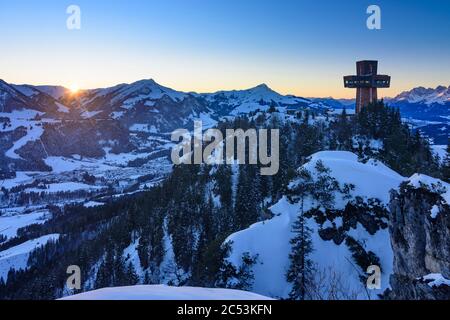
[{"left": 386, "top": 178, "right": 450, "bottom": 299}]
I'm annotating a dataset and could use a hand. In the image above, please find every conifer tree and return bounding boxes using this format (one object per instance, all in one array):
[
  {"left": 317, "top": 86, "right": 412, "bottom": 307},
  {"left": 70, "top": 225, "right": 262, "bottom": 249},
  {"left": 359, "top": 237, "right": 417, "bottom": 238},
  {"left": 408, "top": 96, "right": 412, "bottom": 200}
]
[
  {"left": 235, "top": 165, "right": 260, "bottom": 230},
  {"left": 125, "top": 262, "right": 139, "bottom": 285},
  {"left": 286, "top": 214, "right": 315, "bottom": 300},
  {"left": 312, "top": 160, "right": 339, "bottom": 208},
  {"left": 288, "top": 168, "right": 313, "bottom": 213},
  {"left": 234, "top": 252, "right": 258, "bottom": 291},
  {"left": 143, "top": 271, "right": 151, "bottom": 285},
  {"left": 337, "top": 108, "right": 352, "bottom": 150}
]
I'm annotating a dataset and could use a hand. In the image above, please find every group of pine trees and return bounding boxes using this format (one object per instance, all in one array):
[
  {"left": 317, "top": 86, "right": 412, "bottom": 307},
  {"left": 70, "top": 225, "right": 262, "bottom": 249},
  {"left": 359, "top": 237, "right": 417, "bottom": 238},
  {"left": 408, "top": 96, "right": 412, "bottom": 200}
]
[{"left": 95, "top": 247, "right": 139, "bottom": 289}]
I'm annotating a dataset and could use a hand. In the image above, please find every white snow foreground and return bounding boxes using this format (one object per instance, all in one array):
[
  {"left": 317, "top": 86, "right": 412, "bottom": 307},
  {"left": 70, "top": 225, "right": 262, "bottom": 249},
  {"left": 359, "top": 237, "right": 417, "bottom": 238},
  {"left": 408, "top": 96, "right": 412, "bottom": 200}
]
[
  {"left": 61, "top": 285, "right": 273, "bottom": 300},
  {"left": 225, "top": 151, "right": 408, "bottom": 300}
]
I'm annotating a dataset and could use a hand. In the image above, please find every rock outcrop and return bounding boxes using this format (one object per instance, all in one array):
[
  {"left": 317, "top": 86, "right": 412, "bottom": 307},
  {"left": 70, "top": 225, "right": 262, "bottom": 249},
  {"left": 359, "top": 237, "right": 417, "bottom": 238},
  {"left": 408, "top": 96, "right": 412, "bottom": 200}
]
[{"left": 386, "top": 178, "right": 450, "bottom": 299}]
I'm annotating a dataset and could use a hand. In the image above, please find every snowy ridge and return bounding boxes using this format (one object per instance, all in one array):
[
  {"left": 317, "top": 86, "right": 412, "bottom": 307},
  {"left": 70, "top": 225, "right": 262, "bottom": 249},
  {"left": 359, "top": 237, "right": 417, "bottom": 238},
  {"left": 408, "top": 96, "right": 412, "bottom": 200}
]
[
  {"left": 11, "top": 85, "right": 41, "bottom": 97},
  {"left": 1, "top": 80, "right": 71, "bottom": 115},
  {"left": 204, "top": 84, "right": 304, "bottom": 105},
  {"left": 34, "top": 86, "right": 69, "bottom": 100},
  {"left": 112, "top": 79, "right": 186, "bottom": 102},
  {"left": 0, "top": 80, "right": 33, "bottom": 112},
  {"left": 304, "top": 151, "right": 404, "bottom": 204},
  {"left": 201, "top": 83, "right": 314, "bottom": 116},
  {"left": 0, "top": 80, "right": 22, "bottom": 97},
  {"left": 61, "top": 284, "right": 273, "bottom": 300},
  {"left": 394, "top": 85, "right": 450, "bottom": 105},
  {"left": 85, "top": 79, "right": 187, "bottom": 108}
]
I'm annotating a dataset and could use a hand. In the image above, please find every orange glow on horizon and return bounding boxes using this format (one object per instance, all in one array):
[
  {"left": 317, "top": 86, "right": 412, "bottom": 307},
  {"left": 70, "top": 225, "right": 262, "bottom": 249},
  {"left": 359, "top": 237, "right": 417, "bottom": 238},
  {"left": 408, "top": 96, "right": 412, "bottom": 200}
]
[{"left": 69, "top": 84, "right": 80, "bottom": 94}]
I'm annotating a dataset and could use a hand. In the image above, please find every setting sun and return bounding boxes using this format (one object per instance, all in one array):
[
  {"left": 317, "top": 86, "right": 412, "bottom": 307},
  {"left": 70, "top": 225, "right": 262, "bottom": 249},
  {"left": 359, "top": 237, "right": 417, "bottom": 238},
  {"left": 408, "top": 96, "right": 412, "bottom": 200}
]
[{"left": 69, "top": 84, "right": 80, "bottom": 94}]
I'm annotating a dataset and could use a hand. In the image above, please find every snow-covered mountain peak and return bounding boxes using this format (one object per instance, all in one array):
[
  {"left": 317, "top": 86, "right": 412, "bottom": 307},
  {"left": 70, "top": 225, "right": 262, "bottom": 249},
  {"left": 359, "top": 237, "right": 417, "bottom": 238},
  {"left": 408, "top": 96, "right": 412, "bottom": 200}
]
[
  {"left": 394, "top": 85, "right": 450, "bottom": 105},
  {"left": 202, "top": 83, "right": 312, "bottom": 116},
  {"left": 69, "top": 78, "right": 190, "bottom": 118},
  {"left": 251, "top": 83, "right": 271, "bottom": 91},
  {"left": 125, "top": 79, "right": 161, "bottom": 92},
  {"left": 107, "top": 78, "right": 187, "bottom": 103},
  {"left": 227, "top": 83, "right": 284, "bottom": 101}
]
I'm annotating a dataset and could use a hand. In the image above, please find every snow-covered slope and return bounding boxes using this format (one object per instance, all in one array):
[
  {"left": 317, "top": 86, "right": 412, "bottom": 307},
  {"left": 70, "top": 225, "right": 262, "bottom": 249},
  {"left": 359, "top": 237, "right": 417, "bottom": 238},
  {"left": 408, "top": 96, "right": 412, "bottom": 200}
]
[
  {"left": 394, "top": 85, "right": 450, "bottom": 105},
  {"left": 0, "top": 209, "right": 50, "bottom": 240},
  {"left": 82, "top": 79, "right": 187, "bottom": 110},
  {"left": 0, "top": 80, "right": 36, "bottom": 113},
  {"left": 0, "top": 80, "right": 70, "bottom": 115},
  {"left": 61, "top": 284, "right": 273, "bottom": 300},
  {"left": 225, "top": 151, "right": 406, "bottom": 299},
  {"left": 0, "top": 234, "right": 60, "bottom": 281}
]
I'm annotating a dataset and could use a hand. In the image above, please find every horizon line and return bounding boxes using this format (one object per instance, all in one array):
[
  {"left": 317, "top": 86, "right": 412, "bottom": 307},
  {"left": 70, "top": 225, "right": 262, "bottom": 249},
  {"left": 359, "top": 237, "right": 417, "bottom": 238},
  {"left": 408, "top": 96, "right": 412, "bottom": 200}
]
[{"left": 2, "top": 77, "right": 449, "bottom": 101}]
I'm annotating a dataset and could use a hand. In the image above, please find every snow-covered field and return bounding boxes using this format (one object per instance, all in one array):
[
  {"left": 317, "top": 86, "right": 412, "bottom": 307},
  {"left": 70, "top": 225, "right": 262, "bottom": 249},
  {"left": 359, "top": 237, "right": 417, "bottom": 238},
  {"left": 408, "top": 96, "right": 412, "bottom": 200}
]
[
  {"left": 0, "top": 110, "right": 44, "bottom": 132},
  {"left": 0, "top": 209, "right": 50, "bottom": 240},
  {"left": 26, "top": 182, "right": 103, "bottom": 194},
  {"left": 61, "top": 285, "right": 273, "bottom": 300},
  {"left": 5, "top": 125, "right": 44, "bottom": 159},
  {"left": 0, "top": 172, "right": 38, "bottom": 189},
  {"left": 0, "top": 110, "right": 58, "bottom": 160}
]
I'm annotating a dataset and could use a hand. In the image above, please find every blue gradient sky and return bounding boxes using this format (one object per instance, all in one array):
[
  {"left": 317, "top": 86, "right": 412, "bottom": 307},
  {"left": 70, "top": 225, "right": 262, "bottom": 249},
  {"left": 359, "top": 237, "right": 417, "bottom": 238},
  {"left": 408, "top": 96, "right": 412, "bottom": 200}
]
[{"left": 1, "top": 0, "right": 449, "bottom": 98}]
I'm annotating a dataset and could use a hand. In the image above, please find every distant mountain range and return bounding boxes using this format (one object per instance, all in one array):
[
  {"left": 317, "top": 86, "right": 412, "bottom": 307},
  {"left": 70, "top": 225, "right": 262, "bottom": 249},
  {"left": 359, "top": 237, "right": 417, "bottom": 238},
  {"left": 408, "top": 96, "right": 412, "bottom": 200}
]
[
  {"left": 313, "top": 85, "right": 450, "bottom": 109},
  {"left": 1, "top": 78, "right": 448, "bottom": 173},
  {"left": 0, "top": 78, "right": 329, "bottom": 172},
  {"left": 3, "top": 78, "right": 327, "bottom": 125},
  {"left": 393, "top": 85, "right": 450, "bottom": 105}
]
